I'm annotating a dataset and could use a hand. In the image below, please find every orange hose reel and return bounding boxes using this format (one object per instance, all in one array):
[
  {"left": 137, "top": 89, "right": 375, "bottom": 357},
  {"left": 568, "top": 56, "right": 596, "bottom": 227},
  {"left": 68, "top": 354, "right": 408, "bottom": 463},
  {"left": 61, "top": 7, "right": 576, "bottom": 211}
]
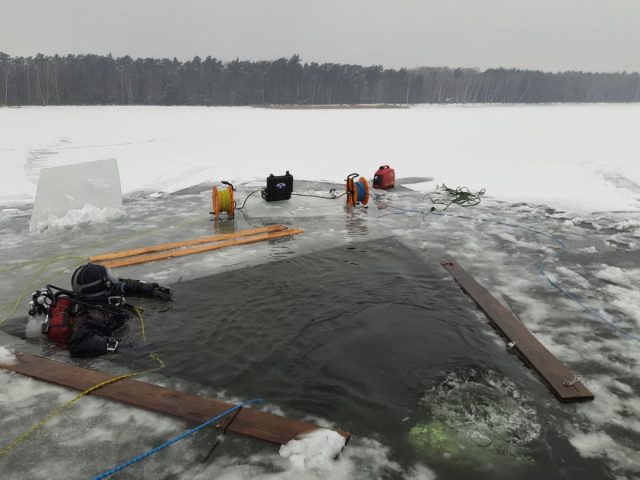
[
  {"left": 212, "top": 182, "right": 235, "bottom": 220},
  {"left": 346, "top": 173, "right": 369, "bottom": 207}
]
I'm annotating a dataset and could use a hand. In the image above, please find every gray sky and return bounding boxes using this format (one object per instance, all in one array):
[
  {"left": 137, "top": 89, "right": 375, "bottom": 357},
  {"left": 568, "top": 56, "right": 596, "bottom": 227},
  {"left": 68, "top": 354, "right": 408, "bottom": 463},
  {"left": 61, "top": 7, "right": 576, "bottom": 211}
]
[{"left": 2, "top": 0, "right": 640, "bottom": 72}]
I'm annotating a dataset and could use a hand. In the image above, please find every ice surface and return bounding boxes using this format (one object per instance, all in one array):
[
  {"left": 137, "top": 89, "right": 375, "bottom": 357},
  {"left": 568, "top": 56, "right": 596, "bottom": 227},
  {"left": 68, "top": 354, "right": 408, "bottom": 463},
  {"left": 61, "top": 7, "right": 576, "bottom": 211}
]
[
  {"left": 244, "top": 194, "right": 344, "bottom": 219},
  {"left": 29, "top": 158, "right": 123, "bottom": 231}
]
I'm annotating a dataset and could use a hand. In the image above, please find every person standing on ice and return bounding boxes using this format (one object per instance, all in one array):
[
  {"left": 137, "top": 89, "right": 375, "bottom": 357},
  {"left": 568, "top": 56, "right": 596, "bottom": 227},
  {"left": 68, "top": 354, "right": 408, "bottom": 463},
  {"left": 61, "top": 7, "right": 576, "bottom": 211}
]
[{"left": 28, "top": 263, "right": 172, "bottom": 357}]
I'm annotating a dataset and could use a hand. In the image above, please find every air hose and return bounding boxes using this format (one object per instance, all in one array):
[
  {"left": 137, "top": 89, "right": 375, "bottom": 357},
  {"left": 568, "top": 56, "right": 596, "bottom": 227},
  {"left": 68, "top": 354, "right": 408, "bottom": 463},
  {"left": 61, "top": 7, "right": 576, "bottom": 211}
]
[
  {"left": 385, "top": 203, "right": 640, "bottom": 343},
  {"left": 92, "top": 398, "right": 264, "bottom": 480}
]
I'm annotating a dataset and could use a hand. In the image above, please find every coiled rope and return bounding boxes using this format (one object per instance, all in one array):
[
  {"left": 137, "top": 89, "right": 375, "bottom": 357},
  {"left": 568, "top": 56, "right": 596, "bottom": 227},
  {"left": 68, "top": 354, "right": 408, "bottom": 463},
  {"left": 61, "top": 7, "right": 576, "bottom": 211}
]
[
  {"left": 217, "top": 187, "right": 234, "bottom": 212},
  {"left": 0, "top": 354, "right": 166, "bottom": 460},
  {"left": 212, "top": 184, "right": 235, "bottom": 220},
  {"left": 355, "top": 181, "right": 368, "bottom": 203},
  {"left": 430, "top": 183, "right": 486, "bottom": 210},
  {"left": 92, "top": 398, "right": 264, "bottom": 480},
  {"left": 385, "top": 203, "right": 640, "bottom": 343},
  {"left": 346, "top": 174, "right": 369, "bottom": 206}
]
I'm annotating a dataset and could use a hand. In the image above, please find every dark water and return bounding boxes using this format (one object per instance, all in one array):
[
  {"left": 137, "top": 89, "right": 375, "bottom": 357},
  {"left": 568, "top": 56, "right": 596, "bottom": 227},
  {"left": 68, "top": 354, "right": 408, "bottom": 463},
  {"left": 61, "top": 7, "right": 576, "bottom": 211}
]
[{"left": 108, "top": 237, "right": 608, "bottom": 480}]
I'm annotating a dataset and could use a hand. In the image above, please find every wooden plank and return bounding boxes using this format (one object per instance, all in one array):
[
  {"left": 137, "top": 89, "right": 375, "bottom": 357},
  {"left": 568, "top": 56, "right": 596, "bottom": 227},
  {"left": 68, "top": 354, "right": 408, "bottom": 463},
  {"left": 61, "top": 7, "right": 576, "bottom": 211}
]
[
  {"left": 441, "top": 259, "right": 594, "bottom": 403},
  {"left": 99, "top": 228, "right": 304, "bottom": 269},
  {"left": 1, "top": 352, "right": 350, "bottom": 445},
  {"left": 89, "top": 225, "right": 288, "bottom": 262}
]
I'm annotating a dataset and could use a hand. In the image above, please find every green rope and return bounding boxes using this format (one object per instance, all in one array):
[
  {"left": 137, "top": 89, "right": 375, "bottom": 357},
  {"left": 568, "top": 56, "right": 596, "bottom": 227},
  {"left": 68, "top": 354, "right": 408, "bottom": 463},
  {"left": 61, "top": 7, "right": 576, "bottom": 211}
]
[
  {"left": 0, "top": 216, "right": 203, "bottom": 325},
  {"left": 0, "top": 255, "right": 87, "bottom": 327},
  {"left": 431, "top": 183, "right": 486, "bottom": 210}
]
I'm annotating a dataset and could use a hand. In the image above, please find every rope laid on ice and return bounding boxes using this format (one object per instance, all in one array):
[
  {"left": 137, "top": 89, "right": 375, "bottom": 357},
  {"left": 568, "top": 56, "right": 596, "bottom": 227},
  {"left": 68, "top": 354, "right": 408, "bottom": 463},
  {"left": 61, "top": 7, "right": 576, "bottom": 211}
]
[
  {"left": 0, "top": 254, "right": 87, "bottom": 327},
  {"left": 0, "top": 354, "right": 166, "bottom": 460},
  {"left": 0, "top": 216, "right": 202, "bottom": 325},
  {"left": 385, "top": 203, "right": 640, "bottom": 343},
  {"left": 92, "top": 398, "right": 264, "bottom": 480},
  {"left": 291, "top": 190, "right": 347, "bottom": 200}
]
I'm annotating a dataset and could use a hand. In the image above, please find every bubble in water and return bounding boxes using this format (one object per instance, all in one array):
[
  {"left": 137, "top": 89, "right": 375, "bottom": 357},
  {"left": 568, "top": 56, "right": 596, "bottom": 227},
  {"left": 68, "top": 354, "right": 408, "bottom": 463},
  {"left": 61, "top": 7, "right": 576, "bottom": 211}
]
[{"left": 408, "top": 369, "right": 541, "bottom": 470}]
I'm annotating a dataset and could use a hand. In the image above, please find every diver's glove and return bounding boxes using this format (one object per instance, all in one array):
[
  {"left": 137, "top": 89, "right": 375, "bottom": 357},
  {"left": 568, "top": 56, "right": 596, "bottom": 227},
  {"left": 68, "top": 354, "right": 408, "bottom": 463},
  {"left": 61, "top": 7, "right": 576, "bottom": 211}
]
[
  {"left": 28, "top": 288, "right": 54, "bottom": 316},
  {"left": 151, "top": 284, "right": 172, "bottom": 301}
]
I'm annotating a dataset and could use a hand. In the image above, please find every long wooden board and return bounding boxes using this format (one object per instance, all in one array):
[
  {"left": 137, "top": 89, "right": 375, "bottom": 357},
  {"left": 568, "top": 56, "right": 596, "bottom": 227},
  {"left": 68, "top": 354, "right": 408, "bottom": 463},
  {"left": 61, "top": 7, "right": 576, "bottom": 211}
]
[
  {"left": 1, "top": 352, "right": 350, "bottom": 445},
  {"left": 98, "top": 228, "right": 304, "bottom": 269},
  {"left": 89, "top": 225, "right": 288, "bottom": 263},
  {"left": 441, "top": 259, "right": 594, "bottom": 403}
]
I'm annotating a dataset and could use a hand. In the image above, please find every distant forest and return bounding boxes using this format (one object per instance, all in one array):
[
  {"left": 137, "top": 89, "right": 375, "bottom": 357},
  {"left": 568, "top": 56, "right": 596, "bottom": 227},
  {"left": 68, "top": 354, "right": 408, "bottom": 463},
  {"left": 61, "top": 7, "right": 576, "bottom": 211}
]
[{"left": 1, "top": 52, "right": 640, "bottom": 106}]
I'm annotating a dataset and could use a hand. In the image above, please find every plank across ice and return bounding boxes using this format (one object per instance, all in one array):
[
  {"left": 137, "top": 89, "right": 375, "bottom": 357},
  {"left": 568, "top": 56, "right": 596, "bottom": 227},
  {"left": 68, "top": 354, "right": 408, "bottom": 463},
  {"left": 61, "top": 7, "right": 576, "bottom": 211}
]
[
  {"left": 89, "top": 225, "right": 288, "bottom": 262},
  {"left": 441, "top": 259, "right": 594, "bottom": 403},
  {"left": 91, "top": 227, "right": 304, "bottom": 269},
  {"left": 1, "top": 352, "right": 350, "bottom": 445}
]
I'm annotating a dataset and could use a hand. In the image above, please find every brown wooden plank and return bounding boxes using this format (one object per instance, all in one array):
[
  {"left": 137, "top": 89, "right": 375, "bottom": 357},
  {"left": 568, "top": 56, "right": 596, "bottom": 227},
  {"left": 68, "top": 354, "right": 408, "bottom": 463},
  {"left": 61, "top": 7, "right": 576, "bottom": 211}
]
[
  {"left": 1, "top": 352, "right": 350, "bottom": 445},
  {"left": 98, "top": 228, "right": 305, "bottom": 269},
  {"left": 441, "top": 259, "right": 594, "bottom": 403},
  {"left": 89, "top": 225, "right": 288, "bottom": 262}
]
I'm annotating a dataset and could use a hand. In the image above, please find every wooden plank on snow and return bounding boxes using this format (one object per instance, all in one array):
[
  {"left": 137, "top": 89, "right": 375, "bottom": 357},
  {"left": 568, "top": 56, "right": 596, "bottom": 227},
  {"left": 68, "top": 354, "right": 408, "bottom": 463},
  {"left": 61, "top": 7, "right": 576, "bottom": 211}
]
[
  {"left": 94, "top": 228, "right": 304, "bottom": 269},
  {"left": 89, "top": 225, "right": 288, "bottom": 262},
  {"left": 1, "top": 352, "right": 350, "bottom": 445},
  {"left": 441, "top": 259, "right": 594, "bottom": 403}
]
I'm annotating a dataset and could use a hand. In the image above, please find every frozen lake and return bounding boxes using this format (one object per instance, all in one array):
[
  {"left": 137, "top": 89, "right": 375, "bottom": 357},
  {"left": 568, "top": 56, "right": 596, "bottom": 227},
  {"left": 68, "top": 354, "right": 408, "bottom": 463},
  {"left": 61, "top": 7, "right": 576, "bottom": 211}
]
[{"left": 1, "top": 105, "right": 639, "bottom": 479}]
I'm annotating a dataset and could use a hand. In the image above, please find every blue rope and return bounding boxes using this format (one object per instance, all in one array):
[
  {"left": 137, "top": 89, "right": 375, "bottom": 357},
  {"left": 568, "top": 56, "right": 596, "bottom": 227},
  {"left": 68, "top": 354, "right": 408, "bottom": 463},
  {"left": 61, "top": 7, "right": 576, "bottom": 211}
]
[
  {"left": 355, "top": 181, "right": 367, "bottom": 202},
  {"left": 92, "top": 398, "right": 264, "bottom": 480},
  {"left": 386, "top": 204, "right": 640, "bottom": 343}
]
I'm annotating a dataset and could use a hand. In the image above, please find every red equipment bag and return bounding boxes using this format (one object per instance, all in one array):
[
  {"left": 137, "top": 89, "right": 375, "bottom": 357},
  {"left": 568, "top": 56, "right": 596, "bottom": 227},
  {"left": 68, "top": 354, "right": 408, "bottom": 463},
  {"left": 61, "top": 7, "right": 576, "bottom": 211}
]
[
  {"left": 45, "top": 297, "right": 75, "bottom": 346},
  {"left": 372, "top": 165, "right": 395, "bottom": 189}
]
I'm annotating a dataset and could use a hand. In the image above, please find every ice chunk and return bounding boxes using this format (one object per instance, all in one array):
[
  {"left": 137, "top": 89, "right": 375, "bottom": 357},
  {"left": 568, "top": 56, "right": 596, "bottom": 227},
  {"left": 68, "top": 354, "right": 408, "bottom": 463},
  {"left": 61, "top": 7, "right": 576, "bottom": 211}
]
[
  {"left": 31, "top": 204, "right": 125, "bottom": 232},
  {"left": 279, "top": 429, "right": 346, "bottom": 470},
  {"left": 0, "top": 346, "right": 18, "bottom": 366},
  {"left": 30, "top": 159, "right": 122, "bottom": 231}
]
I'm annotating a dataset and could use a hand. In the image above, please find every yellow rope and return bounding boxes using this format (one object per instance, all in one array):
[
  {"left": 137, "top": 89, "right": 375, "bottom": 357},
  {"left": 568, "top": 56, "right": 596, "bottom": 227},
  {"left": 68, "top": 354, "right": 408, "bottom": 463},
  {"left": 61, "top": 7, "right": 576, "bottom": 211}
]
[
  {"left": 1, "top": 291, "right": 163, "bottom": 460},
  {"left": 0, "top": 255, "right": 87, "bottom": 327},
  {"left": 0, "top": 215, "right": 202, "bottom": 325},
  {"left": 0, "top": 353, "right": 165, "bottom": 459},
  {"left": 132, "top": 306, "right": 146, "bottom": 343},
  {"left": 217, "top": 187, "right": 233, "bottom": 213},
  {"left": 0, "top": 210, "right": 192, "bottom": 458}
]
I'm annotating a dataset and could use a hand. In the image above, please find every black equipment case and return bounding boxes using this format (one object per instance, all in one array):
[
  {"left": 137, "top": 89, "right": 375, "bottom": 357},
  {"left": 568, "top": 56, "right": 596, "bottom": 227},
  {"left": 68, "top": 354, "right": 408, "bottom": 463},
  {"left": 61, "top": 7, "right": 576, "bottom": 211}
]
[{"left": 262, "top": 171, "right": 293, "bottom": 202}]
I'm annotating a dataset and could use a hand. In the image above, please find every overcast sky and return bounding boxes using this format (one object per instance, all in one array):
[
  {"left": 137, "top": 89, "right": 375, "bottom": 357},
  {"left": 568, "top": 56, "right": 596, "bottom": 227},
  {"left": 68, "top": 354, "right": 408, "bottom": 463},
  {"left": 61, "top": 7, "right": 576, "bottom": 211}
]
[{"left": 2, "top": 0, "right": 639, "bottom": 72}]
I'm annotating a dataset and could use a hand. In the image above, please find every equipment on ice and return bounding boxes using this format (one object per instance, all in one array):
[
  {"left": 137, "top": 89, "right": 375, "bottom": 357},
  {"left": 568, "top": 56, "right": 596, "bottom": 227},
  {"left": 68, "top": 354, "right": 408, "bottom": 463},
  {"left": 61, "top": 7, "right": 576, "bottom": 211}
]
[
  {"left": 372, "top": 165, "right": 395, "bottom": 189},
  {"left": 346, "top": 173, "right": 369, "bottom": 207},
  {"left": 212, "top": 181, "right": 236, "bottom": 220},
  {"left": 262, "top": 171, "right": 293, "bottom": 202}
]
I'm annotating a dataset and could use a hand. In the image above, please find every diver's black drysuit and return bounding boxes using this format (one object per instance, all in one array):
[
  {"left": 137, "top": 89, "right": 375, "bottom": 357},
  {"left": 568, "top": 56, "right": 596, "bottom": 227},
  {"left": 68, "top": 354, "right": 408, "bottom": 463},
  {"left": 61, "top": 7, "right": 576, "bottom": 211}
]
[{"left": 52, "top": 279, "right": 169, "bottom": 357}]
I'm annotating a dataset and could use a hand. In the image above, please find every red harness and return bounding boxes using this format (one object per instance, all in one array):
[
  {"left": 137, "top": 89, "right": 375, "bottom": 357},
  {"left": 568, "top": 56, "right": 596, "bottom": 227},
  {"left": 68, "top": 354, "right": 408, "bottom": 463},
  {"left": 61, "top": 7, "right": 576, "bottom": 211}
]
[{"left": 46, "top": 297, "right": 75, "bottom": 346}]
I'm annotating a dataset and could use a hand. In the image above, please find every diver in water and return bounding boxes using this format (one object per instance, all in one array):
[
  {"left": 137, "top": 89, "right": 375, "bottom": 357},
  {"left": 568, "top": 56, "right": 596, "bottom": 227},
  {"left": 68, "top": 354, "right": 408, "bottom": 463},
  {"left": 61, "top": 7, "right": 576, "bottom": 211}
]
[{"left": 28, "top": 263, "right": 172, "bottom": 357}]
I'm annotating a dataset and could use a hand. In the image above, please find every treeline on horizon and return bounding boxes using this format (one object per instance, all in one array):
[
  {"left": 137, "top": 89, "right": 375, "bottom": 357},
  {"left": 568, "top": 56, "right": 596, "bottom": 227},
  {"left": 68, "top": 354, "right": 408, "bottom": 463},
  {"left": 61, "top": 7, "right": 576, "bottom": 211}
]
[{"left": 1, "top": 52, "right": 639, "bottom": 106}]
